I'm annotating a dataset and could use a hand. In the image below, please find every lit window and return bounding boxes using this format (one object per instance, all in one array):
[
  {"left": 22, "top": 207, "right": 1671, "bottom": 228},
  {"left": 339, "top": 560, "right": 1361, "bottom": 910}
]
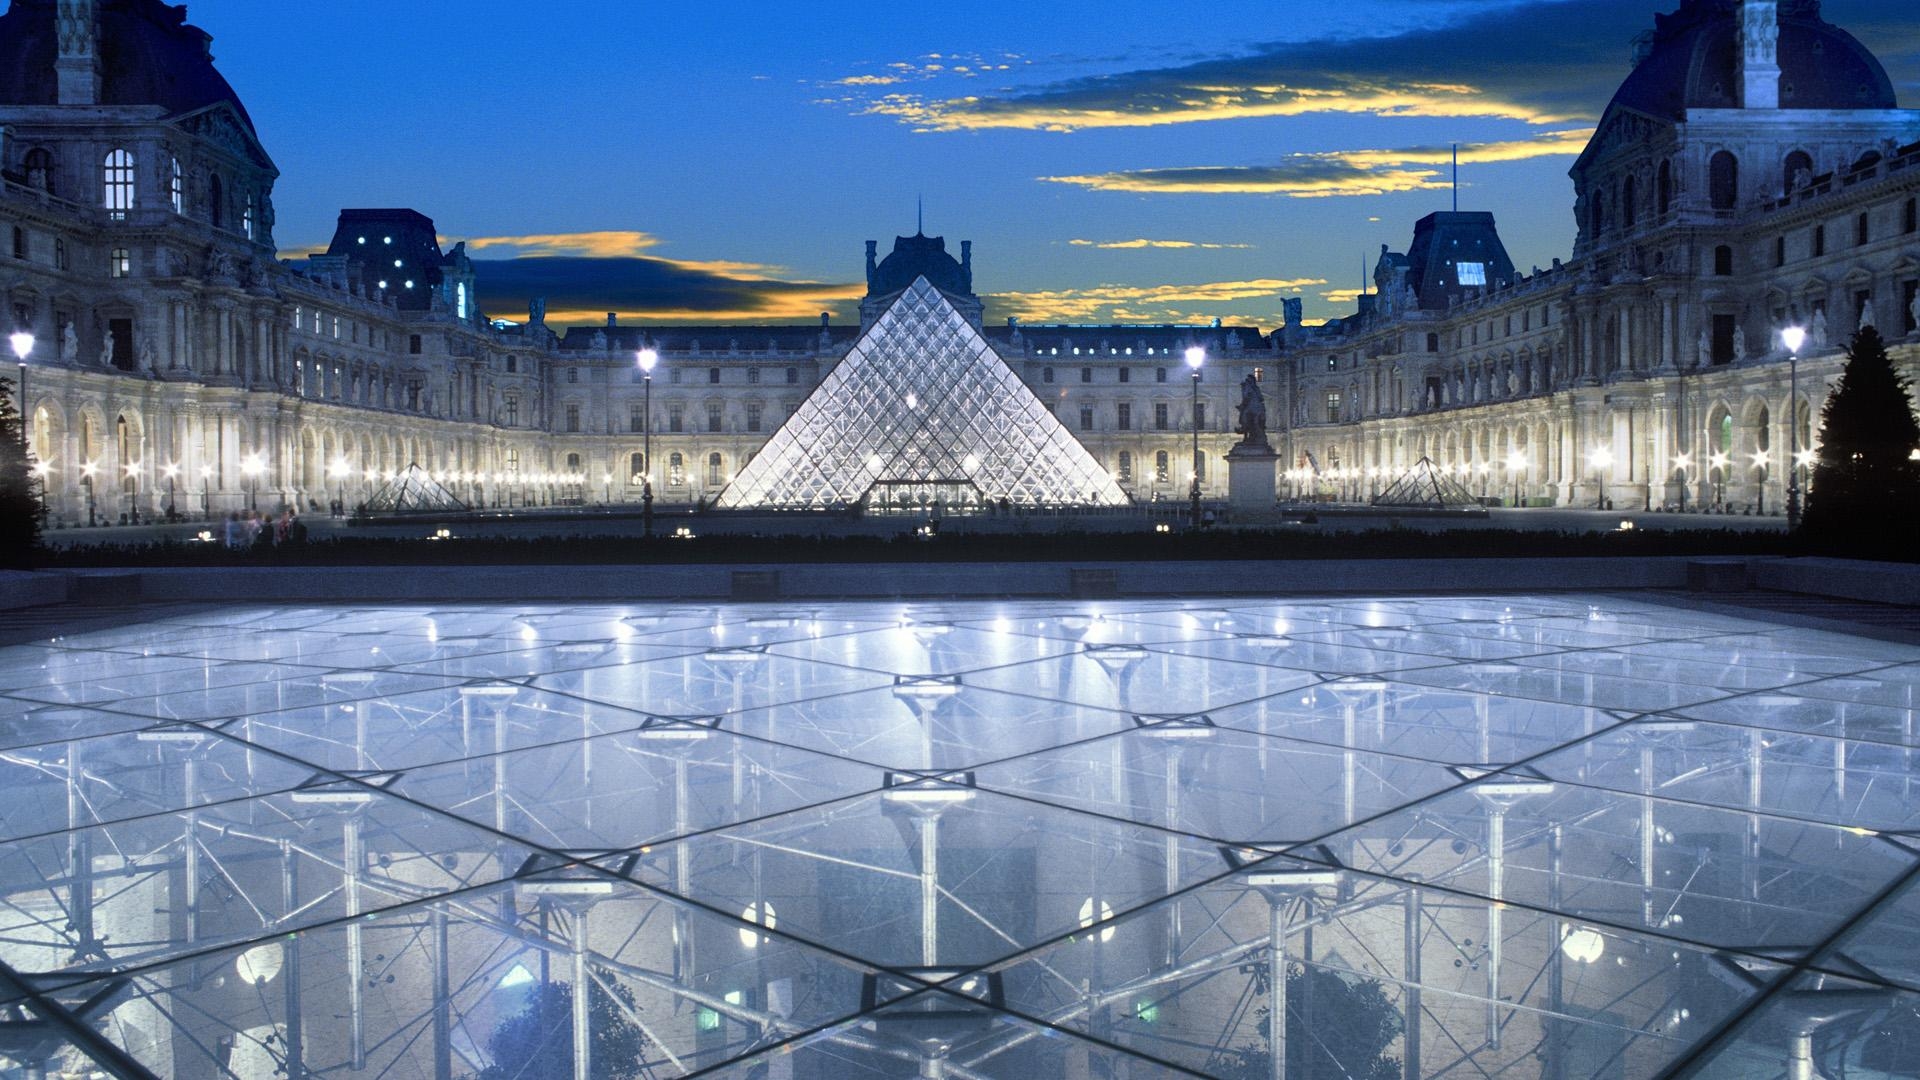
[
  {"left": 242, "top": 195, "right": 253, "bottom": 240},
  {"left": 102, "top": 149, "right": 135, "bottom": 220},
  {"left": 456, "top": 283, "right": 468, "bottom": 319},
  {"left": 170, "top": 158, "right": 183, "bottom": 214},
  {"left": 108, "top": 248, "right": 130, "bottom": 278},
  {"left": 1457, "top": 261, "right": 1487, "bottom": 286}
]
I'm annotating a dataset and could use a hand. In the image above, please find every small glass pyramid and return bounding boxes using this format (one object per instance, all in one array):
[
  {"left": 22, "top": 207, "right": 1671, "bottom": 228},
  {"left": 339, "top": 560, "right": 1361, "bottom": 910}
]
[
  {"left": 1372, "top": 456, "right": 1482, "bottom": 509},
  {"left": 718, "top": 278, "right": 1129, "bottom": 511},
  {"left": 361, "top": 463, "right": 470, "bottom": 513}
]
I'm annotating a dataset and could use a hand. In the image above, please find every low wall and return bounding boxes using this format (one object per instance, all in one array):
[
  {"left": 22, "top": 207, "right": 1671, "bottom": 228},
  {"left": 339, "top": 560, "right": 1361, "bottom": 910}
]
[
  {"left": 3, "top": 556, "right": 1704, "bottom": 606},
  {"left": 1754, "top": 557, "right": 1920, "bottom": 606}
]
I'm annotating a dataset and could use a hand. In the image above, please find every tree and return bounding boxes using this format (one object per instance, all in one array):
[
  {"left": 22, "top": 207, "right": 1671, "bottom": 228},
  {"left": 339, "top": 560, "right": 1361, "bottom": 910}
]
[
  {"left": 1218, "top": 964, "right": 1404, "bottom": 1080},
  {"left": 1801, "top": 326, "right": 1920, "bottom": 552},
  {"left": 0, "top": 375, "right": 40, "bottom": 567},
  {"left": 477, "top": 978, "right": 650, "bottom": 1080}
]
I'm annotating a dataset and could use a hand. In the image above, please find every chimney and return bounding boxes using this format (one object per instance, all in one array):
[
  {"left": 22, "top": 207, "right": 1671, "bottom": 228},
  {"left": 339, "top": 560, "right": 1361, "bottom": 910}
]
[
  {"left": 55, "top": 0, "right": 101, "bottom": 106},
  {"left": 606, "top": 312, "right": 616, "bottom": 328},
  {"left": 864, "top": 240, "right": 878, "bottom": 289},
  {"left": 960, "top": 240, "right": 973, "bottom": 293},
  {"left": 1739, "top": 1, "right": 1781, "bottom": 109},
  {"left": 819, "top": 312, "right": 830, "bottom": 327}
]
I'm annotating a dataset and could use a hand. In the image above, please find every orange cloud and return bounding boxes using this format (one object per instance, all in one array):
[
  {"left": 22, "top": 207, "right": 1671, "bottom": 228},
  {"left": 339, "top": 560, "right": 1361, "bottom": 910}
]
[
  {"left": 1068, "top": 239, "right": 1255, "bottom": 250},
  {"left": 991, "top": 277, "right": 1326, "bottom": 322}
]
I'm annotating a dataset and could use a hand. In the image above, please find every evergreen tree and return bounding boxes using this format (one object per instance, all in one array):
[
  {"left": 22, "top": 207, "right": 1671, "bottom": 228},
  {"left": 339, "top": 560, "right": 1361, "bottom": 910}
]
[
  {"left": 1219, "top": 964, "right": 1403, "bottom": 1080},
  {"left": 0, "top": 375, "right": 41, "bottom": 567},
  {"left": 1801, "top": 326, "right": 1920, "bottom": 552},
  {"left": 478, "top": 979, "right": 650, "bottom": 1080}
]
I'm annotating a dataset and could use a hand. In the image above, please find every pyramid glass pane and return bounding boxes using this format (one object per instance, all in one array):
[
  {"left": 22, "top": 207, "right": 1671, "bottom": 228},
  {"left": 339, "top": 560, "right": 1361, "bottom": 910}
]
[
  {"left": 362, "top": 462, "right": 470, "bottom": 513},
  {"left": 718, "top": 278, "right": 1129, "bottom": 510},
  {"left": 3, "top": 594, "right": 1919, "bottom": 1078}
]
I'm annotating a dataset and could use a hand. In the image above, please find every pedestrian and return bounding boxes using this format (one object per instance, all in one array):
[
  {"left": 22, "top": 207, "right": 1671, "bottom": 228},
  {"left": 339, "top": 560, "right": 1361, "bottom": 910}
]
[
  {"left": 223, "top": 510, "right": 242, "bottom": 550},
  {"left": 287, "top": 509, "right": 308, "bottom": 546},
  {"left": 242, "top": 509, "right": 261, "bottom": 548},
  {"left": 275, "top": 508, "right": 293, "bottom": 546}
]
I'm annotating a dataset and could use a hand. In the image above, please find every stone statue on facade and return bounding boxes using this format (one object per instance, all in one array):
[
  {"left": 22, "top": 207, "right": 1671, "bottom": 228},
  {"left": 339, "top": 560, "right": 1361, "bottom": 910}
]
[
  {"left": 100, "top": 335, "right": 115, "bottom": 368},
  {"left": 1233, "top": 374, "right": 1270, "bottom": 450},
  {"left": 137, "top": 335, "right": 157, "bottom": 371},
  {"left": 61, "top": 322, "right": 79, "bottom": 362},
  {"left": 1860, "top": 300, "right": 1877, "bottom": 332},
  {"left": 1909, "top": 291, "right": 1920, "bottom": 335},
  {"left": 1812, "top": 307, "right": 1829, "bottom": 349},
  {"left": 590, "top": 329, "right": 607, "bottom": 351},
  {"left": 1733, "top": 326, "right": 1747, "bottom": 361},
  {"left": 1697, "top": 328, "right": 1711, "bottom": 368}
]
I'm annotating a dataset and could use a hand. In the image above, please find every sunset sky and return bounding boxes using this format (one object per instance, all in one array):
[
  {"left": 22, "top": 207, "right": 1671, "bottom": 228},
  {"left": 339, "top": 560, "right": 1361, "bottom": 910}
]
[{"left": 172, "top": 0, "right": 1920, "bottom": 328}]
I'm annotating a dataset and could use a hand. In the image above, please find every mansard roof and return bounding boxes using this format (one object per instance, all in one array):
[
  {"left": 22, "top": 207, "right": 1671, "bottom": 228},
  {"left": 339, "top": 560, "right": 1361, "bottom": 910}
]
[
  {"left": 0, "top": 0, "right": 258, "bottom": 132},
  {"left": 555, "top": 325, "right": 862, "bottom": 354},
  {"left": 1403, "top": 212, "right": 1517, "bottom": 310},
  {"left": 1610, "top": 0, "right": 1896, "bottom": 121},
  {"left": 869, "top": 233, "right": 972, "bottom": 299}
]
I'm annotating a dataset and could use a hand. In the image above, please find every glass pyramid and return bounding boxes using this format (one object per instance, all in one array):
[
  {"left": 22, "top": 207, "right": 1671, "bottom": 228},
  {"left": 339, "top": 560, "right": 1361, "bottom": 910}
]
[
  {"left": 718, "top": 277, "right": 1129, "bottom": 510},
  {"left": 1373, "top": 455, "right": 1482, "bottom": 509},
  {"left": 361, "top": 463, "right": 470, "bottom": 513}
]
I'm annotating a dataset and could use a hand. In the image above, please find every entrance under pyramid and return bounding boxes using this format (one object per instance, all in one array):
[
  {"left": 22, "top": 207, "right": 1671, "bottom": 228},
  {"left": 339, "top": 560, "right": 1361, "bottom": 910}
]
[{"left": 716, "top": 277, "right": 1130, "bottom": 511}]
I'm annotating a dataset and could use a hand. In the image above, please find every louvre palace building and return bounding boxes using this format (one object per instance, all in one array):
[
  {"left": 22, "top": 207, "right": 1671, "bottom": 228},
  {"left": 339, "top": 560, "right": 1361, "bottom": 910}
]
[{"left": 2, "top": 0, "right": 1919, "bottom": 526}]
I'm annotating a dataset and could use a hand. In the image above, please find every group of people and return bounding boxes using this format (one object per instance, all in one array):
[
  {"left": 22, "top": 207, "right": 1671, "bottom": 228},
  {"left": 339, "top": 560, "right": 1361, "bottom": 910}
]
[{"left": 220, "top": 507, "right": 307, "bottom": 551}]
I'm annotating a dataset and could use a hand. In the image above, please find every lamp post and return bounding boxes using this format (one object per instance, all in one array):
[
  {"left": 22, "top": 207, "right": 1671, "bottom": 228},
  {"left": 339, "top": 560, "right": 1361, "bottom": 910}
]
[
  {"left": 162, "top": 462, "right": 179, "bottom": 521},
  {"left": 200, "top": 465, "right": 212, "bottom": 518},
  {"left": 1589, "top": 446, "right": 1613, "bottom": 510},
  {"left": 328, "top": 457, "right": 349, "bottom": 516},
  {"left": 80, "top": 461, "right": 96, "bottom": 527},
  {"left": 8, "top": 331, "right": 29, "bottom": 450},
  {"left": 1505, "top": 451, "right": 1527, "bottom": 508},
  {"left": 1709, "top": 452, "right": 1729, "bottom": 510},
  {"left": 1673, "top": 453, "right": 1691, "bottom": 513},
  {"left": 637, "top": 348, "right": 657, "bottom": 537},
  {"left": 123, "top": 461, "right": 140, "bottom": 524},
  {"left": 1781, "top": 325, "right": 1806, "bottom": 529},
  {"left": 1185, "top": 346, "right": 1205, "bottom": 527},
  {"left": 1751, "top": 451, "right": 1770, "bottom": 515},
  {"left": 242, "top": 453, "right": 265, "bottom": 511}
]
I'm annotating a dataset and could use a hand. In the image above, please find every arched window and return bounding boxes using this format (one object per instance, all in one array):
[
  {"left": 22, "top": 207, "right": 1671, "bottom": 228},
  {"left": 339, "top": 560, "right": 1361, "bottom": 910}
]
[
  {"left": 706, "top": 452, "right": 724, "bottom": 487},
  {"left": 669, "top": 452, "right": 685, "bottom": 486},
  {"left": 1657, "top": 160, "right": 1672, "bottom": 215},
  {"left": 629, "top": 452, "right": 646, "bottom": 483},
  {"left": 102, "top": 149, "right": 135, "bottom": 220},
  {"left": 1783, "top": 150, "right": 1813, "bottom": 195},
  {"left": 1708, "top": 151, "right": 1738, "bottom": 210},
  {"left": 169, "top": 158, "right": 183, "bottom": 213},
  {"left": 209, "top": 173, "right": 224, "bottom": 228},
  {"left": 1154, "top": 450, "right": 1170, "bottom": 483},
  {"left": 242, "top": 194, "right": 254, "bottom": 240},
  {"left": 1717, "top": 413, "right": 1734, "bottom": 454},
  {"left": 565, "top": 452, "right": 581, "bottom": 471},
  {"left": 1621, "top": 176, "right": 1637, "bottom": 229},
  {"left": 1117, "top": 451, "right": 1132, "bottom": 481},
  {"left": 1755, "top": 406, "right": 1771, "bottom": 452},
  {"left": 24, "top": 147, "right": 53, "bottom": 194}
]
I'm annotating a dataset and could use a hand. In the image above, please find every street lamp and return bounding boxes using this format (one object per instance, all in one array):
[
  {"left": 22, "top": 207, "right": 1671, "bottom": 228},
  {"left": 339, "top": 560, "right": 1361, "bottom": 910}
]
[
  {"left": 1185, "top": 346, "right": 1205, "bottom": 527},
  {"left": 1781, "top": 325, "right": 1806, "bottom": 529},
  {"left": 80, "top": 460, "right": 97, "bottom": 527},
  {"left": 1589, "top": 446, "right": 1614, "bottom": 510},
  {"left": 1504, "top": 450, "right": 1527, "bottom": 508},
  {"left": 1750, "top": 450, "right": 1771, "bottom": 515},
  {"left": 242, "top": 453, "right": 265, "bottom": 511},
  {"left": 1709, "top": 452, "right": 1729, "bottom": 509},
  {"left": 162, "top": 462, "right": 179, "bottom": 521},
  {"left": 1672, "top": 453, "right": 1692, "bottom": 513},
  {"left": 123, "top": 460, "right": 140, "bottom": 524},
  {"left": 8, "top": 331, "right": 29, "bottom": 450},
  {"left": 637, "top": 348, "right": 657, "bottom": 537},
  {"left": 328, "top": 456, "right": 350, "bottom": 515}
]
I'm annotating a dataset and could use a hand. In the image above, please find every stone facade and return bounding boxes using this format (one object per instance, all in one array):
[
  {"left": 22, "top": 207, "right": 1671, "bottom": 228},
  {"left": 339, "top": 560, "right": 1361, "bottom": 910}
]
[{"left": 3, "top": 0, "right": 1917, "bottom": 526}]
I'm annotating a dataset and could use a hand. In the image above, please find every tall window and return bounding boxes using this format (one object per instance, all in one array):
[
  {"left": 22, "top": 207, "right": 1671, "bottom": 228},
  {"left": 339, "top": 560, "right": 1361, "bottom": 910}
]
[
  {"left": 1906, "top": 198, "right": 1919, "bottom": 235},
  {"left": 1856, "top": 212, "right": 1870, "bottom": 247},
  {"left": 747, "top": 367, "right": 760, "bottom": 384},
  {"left": 170, "top": 158, "right": 183, "bottom": 213},
  {"left": 108, "top": 248, "right": 130, "bottom": 278},
  {"left": 785, "top": 367, "right": 798, "bottom": 384},
  {"left": 707, "top": 403, "right": 723, "bottom": 432},
  {"left": 242, "top": 195, "right": 254, "bottom": 240},
  {"left": 1783, "top": 150, "right": 1813, "bottom": 196},
  {"left": 629, "top": 403, "right": 646, "bottom": 432},
  {"left": 10, "top": 226, "right": 22, "bottom": 260},
  {"left": 209, "top": 174, "right": 224, "bottom": 228},
  {"left": 1079, "top": 405, "right": 1094, "bottom": 431},
  {"left": 1708, "top": 151, "right": 1739, "bottom": 211},
  {"left": 706, "top": 453, "right": 724, "bottom": 486},
  {"left": 1154, "top": 403, "right": 1169, "bottom": 431},
  {"left": 1155, "top": 367, "right": 1167, "bottom": 383},
  {"left": 456, "top": 283, "right": 468, "bottom": 319},
  {"left": 1080, "top": 367, "right": 1092, "bottom": 383},
  {"left": 629, "top": 452, "right": 646, "bottom": 484},
  {"left": 565, "top": 403, "right": 580, "bottom": 432},
  {"left": 708, "top": 367, "right": 720, "bottom": 384},
  {"left": 668, "top": 453, "right": 685, "bottom": 486},
  {"left": 1621, "top": 175, "right": 1637, "bottom": 229},
  {"left": 1657, "top": 160, "right": 1672, "bottom": 214},
  {"left": 1117, "top": 452, "right": 1132, "bottom": 481},
  {"left": 1155, "top": 451, "right": 1169, "bottom": 483},
  {"left": 102, "top": 149, "right": 135, "bottom": 220},
  {"left": 1813, "top": 224, "right": 1826, "bottom": 257},
  {"left": 504, "top": 397, "right": 519, "bottom": 426},
  {"left": 1713, "top": 245, "right": 1733, "bottom": 276},
  {"left": 746, "top": 403, "right": 763, "bottom": 433},
  {"left": 1042, "top": 367, "right": 1054, "bottom": 384},
  {"left": 1193, "top": 402, "right": 1207, "bottom": 430},
  {"left": 669, "top": 405, "right": 684, "bottom": 433},
  {"left": 1116, "top": 402, "right": 1132, "bottom": 431}
]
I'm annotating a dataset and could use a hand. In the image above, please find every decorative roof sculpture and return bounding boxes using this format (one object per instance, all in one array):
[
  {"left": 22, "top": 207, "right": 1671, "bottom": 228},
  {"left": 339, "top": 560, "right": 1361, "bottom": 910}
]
[{"left": 717, "top": 277, "right": 1129, "bottom": 511}]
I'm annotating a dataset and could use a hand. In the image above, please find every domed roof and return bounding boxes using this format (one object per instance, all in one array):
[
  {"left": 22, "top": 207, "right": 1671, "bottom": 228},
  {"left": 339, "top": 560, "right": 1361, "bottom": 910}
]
[
  {"left": 869, "top": 233, "right": 972, "bottom": 299},
  {"left": 0, "top": 0, "right": 257, "bottom": 134},
  {"left": 1610, "top": 0, "right": 1895, "bottom": 120}
]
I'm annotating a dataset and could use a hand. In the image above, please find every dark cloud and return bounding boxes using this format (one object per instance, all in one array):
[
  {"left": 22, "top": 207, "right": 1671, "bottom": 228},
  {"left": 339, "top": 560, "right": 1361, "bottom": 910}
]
[{"left": 471, "top": 257, "right": 863, "bottom": 326}]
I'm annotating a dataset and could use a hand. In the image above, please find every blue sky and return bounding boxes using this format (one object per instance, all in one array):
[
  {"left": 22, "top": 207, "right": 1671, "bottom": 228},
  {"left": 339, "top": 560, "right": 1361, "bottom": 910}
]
[{"left": 168, "top": 0, "right": 1920, "bottom": 328}]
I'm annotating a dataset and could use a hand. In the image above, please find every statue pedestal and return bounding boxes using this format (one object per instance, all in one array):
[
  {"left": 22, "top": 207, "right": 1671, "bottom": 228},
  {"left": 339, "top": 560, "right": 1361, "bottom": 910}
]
[{"left": 1227, "top": 444, "right": 1279, "bottom": 517}]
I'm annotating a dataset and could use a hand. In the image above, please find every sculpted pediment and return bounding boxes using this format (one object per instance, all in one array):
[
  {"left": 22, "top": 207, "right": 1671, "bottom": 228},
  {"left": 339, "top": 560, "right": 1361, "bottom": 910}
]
[{"left": 172, "top": 104, "right": 277, "bottom": 171}]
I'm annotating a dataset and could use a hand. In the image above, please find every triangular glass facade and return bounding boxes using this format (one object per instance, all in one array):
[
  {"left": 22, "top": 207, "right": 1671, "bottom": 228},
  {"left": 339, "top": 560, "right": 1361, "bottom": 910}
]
[
  {"left": 1372, "top": 455, "right": 1482, "bottom": 509},
  {"left": 361, "top": 463, "right": 470, "bottom": 513},
  {"left": 718, "top": 278, "right": 1129, "bottom": 511}
]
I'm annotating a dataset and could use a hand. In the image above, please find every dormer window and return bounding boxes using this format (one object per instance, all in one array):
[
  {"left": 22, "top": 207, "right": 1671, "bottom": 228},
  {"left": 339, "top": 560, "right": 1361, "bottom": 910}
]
[
  {"left": 103, "top": 149, "right": 135, "bottom": 220},
  {"left": 1457, "top": 262, "right": 1487, "bottom": 287}
]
